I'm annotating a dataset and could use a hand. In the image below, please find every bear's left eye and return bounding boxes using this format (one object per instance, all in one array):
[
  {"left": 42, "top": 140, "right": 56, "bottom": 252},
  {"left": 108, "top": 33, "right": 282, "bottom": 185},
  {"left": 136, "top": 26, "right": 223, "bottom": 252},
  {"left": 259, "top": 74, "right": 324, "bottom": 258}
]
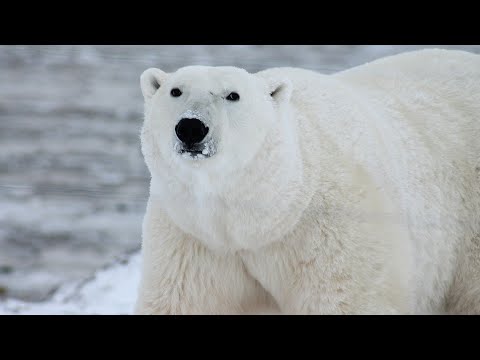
[
  {"left": 226, "top": 92, "right": 240, "bottom": 101},
  {"left": 171, "top": 88, "right": 182, "bottom": 97}
]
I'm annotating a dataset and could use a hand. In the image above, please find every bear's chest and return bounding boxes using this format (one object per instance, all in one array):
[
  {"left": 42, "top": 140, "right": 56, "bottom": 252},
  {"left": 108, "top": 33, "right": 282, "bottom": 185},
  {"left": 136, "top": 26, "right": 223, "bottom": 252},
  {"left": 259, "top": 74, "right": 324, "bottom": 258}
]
[
  {"left": 157, "top": 185, "right": 302, "bottom": 252},
  {"left": 163, "top": 192, "right": 262, "bottom": 251}
]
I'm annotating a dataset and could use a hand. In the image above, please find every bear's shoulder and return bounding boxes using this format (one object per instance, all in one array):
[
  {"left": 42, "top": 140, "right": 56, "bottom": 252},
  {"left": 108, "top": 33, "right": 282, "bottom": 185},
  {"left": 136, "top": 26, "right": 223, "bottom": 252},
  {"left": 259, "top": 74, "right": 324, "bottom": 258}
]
[
  {"left": 255, "top": 67, "right": 323, "bottom": 82},
  {"left": 334, "top": 49, "right": 480, "bottom": 86}
]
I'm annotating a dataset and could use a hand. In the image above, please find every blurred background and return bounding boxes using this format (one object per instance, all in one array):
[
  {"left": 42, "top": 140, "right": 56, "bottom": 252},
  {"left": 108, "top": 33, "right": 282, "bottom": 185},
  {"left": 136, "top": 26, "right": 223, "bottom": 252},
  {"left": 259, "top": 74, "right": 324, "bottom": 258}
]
[{"left": 1, "top": 45, "right": 479, "bottom": 313}]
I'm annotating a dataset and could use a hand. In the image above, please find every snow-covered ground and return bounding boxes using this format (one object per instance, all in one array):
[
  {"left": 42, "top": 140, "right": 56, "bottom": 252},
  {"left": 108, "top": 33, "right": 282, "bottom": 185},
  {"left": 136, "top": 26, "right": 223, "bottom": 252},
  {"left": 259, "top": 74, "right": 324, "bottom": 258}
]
[
  {"left": 1, "top": 45, "right": 479, "bottom": 314},
  {"left": 0, "top": 251, "right": 141, "bottom": 315}
]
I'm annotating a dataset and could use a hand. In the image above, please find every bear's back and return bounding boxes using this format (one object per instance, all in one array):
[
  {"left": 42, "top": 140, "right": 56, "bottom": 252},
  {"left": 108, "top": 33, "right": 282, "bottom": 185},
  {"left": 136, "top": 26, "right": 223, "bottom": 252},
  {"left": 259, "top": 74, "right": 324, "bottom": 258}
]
[
  {"left": 336, "top": 48, "right": 480, "bottom": 168},
  {"left": 265, "top": 49, "right": 480, "bottom": 172}
]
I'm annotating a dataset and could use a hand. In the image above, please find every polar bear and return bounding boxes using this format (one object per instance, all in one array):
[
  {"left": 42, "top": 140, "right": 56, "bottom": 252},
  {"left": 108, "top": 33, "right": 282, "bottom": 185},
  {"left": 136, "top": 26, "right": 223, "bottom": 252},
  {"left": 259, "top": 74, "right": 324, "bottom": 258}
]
[{"left": 134, "top": 49, "right": 480, "bottom": 315}]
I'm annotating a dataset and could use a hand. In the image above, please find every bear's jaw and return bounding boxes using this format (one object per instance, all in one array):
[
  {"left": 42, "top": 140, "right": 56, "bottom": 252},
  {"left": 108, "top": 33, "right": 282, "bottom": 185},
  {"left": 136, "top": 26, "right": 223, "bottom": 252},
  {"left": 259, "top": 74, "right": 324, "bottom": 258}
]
[{"left": 173, "top": 138, "right": 217, "bottom": 161}]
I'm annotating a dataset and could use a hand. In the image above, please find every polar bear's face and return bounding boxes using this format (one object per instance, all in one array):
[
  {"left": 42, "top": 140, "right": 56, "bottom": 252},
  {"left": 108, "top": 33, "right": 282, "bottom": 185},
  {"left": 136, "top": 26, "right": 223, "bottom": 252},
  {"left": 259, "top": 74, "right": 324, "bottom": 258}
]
[{"left": 140, "top": 66, "right": 291, "bottom": 192}]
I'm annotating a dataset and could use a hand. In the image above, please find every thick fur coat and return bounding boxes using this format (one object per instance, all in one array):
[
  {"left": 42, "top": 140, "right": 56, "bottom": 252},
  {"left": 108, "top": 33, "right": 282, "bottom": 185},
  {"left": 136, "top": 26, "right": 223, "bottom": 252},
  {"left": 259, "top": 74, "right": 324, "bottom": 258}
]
[{"left": 135, "top": 49, "right": 480, "bottom": 314}]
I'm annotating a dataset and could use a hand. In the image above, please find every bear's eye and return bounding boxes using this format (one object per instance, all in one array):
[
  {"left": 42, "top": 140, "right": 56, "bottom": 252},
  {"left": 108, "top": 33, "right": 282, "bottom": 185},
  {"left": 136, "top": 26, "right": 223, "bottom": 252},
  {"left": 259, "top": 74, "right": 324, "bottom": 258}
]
[
  {"left": 226, "top": 92, "right": 240, "bottom": 101},
  {"left": 170, "top": 88, "right": 182, "bottom": 97}
]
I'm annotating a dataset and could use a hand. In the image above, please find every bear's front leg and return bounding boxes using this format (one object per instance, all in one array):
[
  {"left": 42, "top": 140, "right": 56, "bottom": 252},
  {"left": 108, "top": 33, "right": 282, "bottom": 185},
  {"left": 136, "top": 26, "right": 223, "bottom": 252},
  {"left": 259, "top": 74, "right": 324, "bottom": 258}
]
[
  {"left": 134, "top": 201, "right": 271, "bottom": 315},
  {"left": 239, "top": 204, "right": 413, "bottom": 315},
  {"left": 241, "top": 238, "right": 410, "bottom": 315}
]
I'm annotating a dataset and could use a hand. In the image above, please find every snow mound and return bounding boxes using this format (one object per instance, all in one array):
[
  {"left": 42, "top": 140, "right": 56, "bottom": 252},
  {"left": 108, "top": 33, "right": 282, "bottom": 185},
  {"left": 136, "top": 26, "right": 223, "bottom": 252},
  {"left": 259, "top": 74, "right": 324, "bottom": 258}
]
[{"left": 0, "top": 251, "right": 141, "bottom": 315}]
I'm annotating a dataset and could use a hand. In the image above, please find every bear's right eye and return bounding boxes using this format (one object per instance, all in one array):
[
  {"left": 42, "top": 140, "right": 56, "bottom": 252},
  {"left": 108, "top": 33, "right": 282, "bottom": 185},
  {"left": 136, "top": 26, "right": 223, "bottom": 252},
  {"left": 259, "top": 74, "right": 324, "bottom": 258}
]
[
  {"left": 226, "top": 92, "right": 240, "bottom": 101},
  {"left": 171, "top": 88, "right": 182, "bottom": 97}
]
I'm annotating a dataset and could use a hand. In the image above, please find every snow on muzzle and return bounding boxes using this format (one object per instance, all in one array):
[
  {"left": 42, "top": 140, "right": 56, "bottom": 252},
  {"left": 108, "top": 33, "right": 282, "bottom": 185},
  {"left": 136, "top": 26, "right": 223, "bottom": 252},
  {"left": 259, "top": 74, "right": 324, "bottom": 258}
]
[{"left": 173, "top": 110, "right": 217, "bottom": 160}]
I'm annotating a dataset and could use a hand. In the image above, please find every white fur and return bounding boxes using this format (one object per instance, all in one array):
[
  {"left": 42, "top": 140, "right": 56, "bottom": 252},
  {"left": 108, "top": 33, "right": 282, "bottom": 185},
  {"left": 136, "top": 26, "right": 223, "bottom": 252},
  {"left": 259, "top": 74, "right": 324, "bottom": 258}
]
[{"left": 135, "top": 49, "right": 480, "bottom": 314}]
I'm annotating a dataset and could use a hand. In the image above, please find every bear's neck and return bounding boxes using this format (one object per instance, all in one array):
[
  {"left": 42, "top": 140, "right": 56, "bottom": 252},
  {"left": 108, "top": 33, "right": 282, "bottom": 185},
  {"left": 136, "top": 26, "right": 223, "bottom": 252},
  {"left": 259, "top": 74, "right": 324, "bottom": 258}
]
[
  {"left": 220, "top": 115, "right": 311, "bottom": 246},
  {"left": 149, "top": 108, "right": 314, "bottom": 253}
]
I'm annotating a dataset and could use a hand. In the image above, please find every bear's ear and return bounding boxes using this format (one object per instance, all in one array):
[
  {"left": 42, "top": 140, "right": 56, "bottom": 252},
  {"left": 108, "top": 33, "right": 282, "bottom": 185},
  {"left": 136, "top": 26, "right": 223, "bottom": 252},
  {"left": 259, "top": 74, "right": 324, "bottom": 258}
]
[
  {"left": 268, "top": 78, "right": 292, "bottom": 104},
  {"left": 140, "top": 68, "right": 168, "bottom": 100}
]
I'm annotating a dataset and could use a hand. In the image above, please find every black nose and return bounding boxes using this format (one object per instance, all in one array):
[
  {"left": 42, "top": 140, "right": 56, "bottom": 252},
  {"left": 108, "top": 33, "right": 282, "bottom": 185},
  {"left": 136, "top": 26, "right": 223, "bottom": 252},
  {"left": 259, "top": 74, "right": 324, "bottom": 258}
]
[{"left": 175, "top": 118, "right": 209, "bottom": 147}]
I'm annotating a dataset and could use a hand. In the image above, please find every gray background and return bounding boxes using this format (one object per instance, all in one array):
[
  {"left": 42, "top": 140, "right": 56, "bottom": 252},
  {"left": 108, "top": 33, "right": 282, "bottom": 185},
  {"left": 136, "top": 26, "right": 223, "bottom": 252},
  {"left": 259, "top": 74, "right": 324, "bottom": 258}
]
[{"left": 1, "top": 45, "right": 479, "bottom": 303}]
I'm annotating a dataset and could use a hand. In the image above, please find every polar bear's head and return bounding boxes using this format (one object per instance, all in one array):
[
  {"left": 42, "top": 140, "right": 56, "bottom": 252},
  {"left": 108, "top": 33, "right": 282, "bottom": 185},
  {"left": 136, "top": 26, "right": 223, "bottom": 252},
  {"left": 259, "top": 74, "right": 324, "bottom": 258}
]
[{"left": 140, "top": 65, "right": 292, "bottom": 192}]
